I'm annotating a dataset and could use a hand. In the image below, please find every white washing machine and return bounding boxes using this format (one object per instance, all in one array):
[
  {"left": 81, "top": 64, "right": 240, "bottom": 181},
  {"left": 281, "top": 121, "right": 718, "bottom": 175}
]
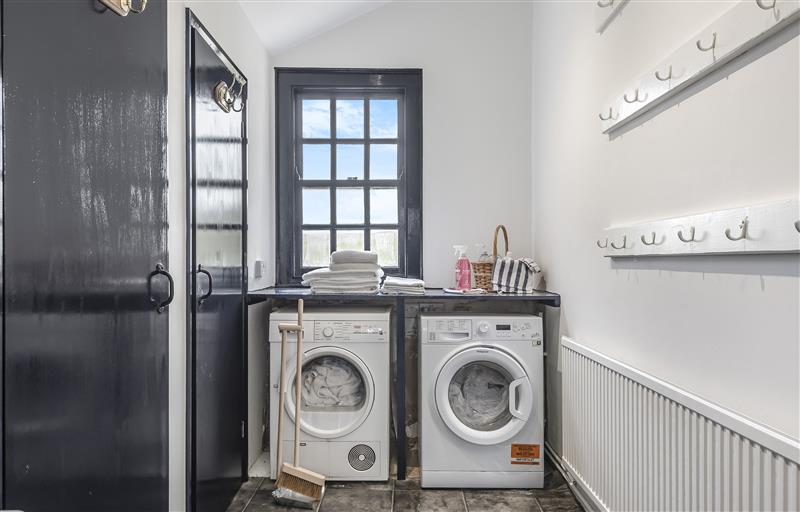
[
  {"left": 269, "top": 307, "right": 390, "bottom": 481},
  {"left": 419, "top": 313, "right": 544, "bottom": 488}
]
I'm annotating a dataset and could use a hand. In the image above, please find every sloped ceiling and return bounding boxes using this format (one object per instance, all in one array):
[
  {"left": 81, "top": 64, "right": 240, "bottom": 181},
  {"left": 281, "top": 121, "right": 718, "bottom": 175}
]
[{"left": 238, "top": 0, "right": 391, "bottom": 55}]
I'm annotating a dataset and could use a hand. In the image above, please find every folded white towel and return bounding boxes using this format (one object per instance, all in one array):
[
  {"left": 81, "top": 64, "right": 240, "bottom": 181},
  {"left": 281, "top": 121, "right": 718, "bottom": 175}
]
[
  {"left": 330, "top": 250, "right": 378, "bottom": 265},
  {"left": 301, "top": 267, "right": 384, "bottom": 282},
  {"left": 381, "top": 287, "right": 425, "bottom": 295},
  {"left": 312, "top": 285, "right": 380, "bottom": 294},
  {"left": 328, "top": 262, "right": 382, "bottom": 272},
  {"left": 304, "top": 280, "right": 381, "bottom": 289},
  {"left": 382, "top": 276, "right": 425, "bottom": 288}
]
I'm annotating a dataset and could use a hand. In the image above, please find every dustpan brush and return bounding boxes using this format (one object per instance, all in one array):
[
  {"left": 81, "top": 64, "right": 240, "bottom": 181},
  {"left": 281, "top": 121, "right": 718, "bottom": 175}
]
[{"left": 275, "top": 299, "right": 326, "bottom": 502}]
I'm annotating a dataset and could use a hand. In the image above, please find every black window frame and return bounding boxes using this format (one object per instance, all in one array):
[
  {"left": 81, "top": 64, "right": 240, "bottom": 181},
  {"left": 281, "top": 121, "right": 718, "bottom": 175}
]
[{"left": 276, "top": 68, "right": 423, "bottom": 285}]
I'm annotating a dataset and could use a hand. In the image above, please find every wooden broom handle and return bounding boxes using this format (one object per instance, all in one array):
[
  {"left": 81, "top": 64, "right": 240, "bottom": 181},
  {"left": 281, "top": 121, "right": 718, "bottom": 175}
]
[
  {"left": 492, "top": 224, "right": 509, "bottom": 259},
  {"left": 294, "top": 299, "right": 304, "bottom": 466},
  {"left": 275, "top": 329, "right": 287, "bottom": 476}
]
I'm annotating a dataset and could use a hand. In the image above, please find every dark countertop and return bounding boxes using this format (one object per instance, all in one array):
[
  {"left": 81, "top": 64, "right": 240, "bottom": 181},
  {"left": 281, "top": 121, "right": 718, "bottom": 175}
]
[{"left": 247, "top": 286, "right": 560, "bottom": 306}]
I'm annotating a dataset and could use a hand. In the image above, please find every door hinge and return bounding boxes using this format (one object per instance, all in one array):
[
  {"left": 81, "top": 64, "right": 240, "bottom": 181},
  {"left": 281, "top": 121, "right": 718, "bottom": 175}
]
[{"left": 241, "top": 420, "right": 245, "bottom": 439}]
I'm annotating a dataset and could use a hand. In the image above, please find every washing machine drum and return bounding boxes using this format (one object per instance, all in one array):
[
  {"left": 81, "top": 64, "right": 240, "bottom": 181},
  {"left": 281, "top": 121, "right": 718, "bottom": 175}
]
[
  {"left": 285, "top": 346, "right": 375, "bottom": 439},
  {"left": 435, "top": 346, "right": 533, "bottom": 445}
]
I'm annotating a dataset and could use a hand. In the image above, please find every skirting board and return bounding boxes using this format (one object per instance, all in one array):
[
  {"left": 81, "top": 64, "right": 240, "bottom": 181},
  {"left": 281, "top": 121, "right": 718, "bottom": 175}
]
[
  {"left": 599, "top": 0, "right": 800, "bottom": 134},
  {"left": 598, "top": 198, "right": 800, "bottom": 257}
]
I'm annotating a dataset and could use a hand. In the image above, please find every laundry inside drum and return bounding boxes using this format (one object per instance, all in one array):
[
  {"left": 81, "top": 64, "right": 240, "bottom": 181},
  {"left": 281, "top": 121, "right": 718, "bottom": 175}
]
[
  {"left": 448, "top": 362, "right": 513, "bottom": 431},
  {"left": 297, "top": 355, "right": 366, "bottom": 411}
]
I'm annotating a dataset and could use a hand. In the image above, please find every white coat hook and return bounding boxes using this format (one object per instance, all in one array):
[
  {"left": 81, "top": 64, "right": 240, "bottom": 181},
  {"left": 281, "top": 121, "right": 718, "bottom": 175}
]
[
  {"left": 599, "top": 108, "right": 614, "bottom": 121},
  {"left": 597, "top": 0, "right": 614, "bottom": 7},
  {"left": 794, "top": 220, "right": 800, "bottom": 233},
  {"left": 655, "top": 65, "right": 673, "bottom": 82},
  {"left": 696, "top": 32, "right": 717, "bottom": 54},
  {"left": 623, "top": 88, "right": 648, "bottom": 103},
  {"left": 596, "top": 238, "right": 608, "bottom": 248},
  {"left": 724, "top": 217, "right": 749, "bottom": 241},
  {"left": 640, "top": 232, "right": 657, "bottom": 245},
  {"left": 756, "top": 0, "right": 776, "bottom": 10},
  {"left": 610, "top": 236, "right": 627, "bottom": 250},
  {"left": 677, "top": 226, "right": 697, "bottom": 243}
]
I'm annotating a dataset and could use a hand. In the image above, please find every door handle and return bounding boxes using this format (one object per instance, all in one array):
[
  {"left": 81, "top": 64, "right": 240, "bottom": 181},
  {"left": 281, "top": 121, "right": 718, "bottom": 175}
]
[
  {"left": 508, "top": 378, "right": 526, "bottom": 419},
  {"left": 148, "top": 263, "right": 174, "bottom": 313},
  {"left": 197, "top": 264, "right": 213, "bottom": 304}
]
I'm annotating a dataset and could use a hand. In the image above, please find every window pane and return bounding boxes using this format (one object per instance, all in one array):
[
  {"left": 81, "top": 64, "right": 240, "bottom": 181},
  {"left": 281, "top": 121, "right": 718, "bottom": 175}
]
[
  {"left": 302, "top": 188, "right": 330, "bottom": 224},
  {"left": 302, "top": 144, "right": 330, "bottom": 179},
  {"left": 336, "top": 188, "right": 364, "bottom": 224},
  {"left": 370, "top": 188, "right": 398, "bottom": 224},
  {"left": 369, "top": 144, "right": 397, "bottom": 179},
  {"left": 336, "top": 230, "right": 365, "bottom": 252},
  {"left": 336, "top": 144, "right": 364, "bottom": 180},
  {"left": 302, "top": 99, "right": 330, "bottom": 138},
  {"left": 336, "top": 99, "right": 364, "bottom": 138},
  {"left": 302, "top": 230, "right": 331, "bottom": 267},
  {"left": 371, "top": 229, "right": 399, "bottom": 267},
  {"left": 370, "top": 99, "right": 398, "bottom": 138}
]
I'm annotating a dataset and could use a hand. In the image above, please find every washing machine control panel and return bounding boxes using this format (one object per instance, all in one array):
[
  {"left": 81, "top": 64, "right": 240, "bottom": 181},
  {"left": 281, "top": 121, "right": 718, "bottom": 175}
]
[
  {"left": 313, "top": 320, "right": 388, "bottom": 342},
  {"left": 424, "top": 315, "right": 542, "bottom": 343}
]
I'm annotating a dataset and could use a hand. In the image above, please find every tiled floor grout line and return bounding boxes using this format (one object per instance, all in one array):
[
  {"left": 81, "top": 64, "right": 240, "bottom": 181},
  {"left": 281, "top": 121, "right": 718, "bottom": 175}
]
[{"left": 240, "top": 478, "right": 265, "bottom": 512}]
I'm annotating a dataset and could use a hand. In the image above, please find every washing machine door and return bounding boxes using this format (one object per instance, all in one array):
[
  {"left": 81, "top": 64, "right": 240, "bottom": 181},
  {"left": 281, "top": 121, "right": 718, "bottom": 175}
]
[
  {"left": 435, "top": 345, "right": 533, "bottom": 445},
  {"left": 285, "top": 346, "right": 375, "bottom": 439}
]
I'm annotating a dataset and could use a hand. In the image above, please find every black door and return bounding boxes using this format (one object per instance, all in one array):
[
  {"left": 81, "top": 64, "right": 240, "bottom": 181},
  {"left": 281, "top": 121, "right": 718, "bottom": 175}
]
[
  {"left": 186, "top": 12, "right": 248, "bottom": 512},
  {"left": 3, "top": 1, "right": 170, "bottom": 511}
]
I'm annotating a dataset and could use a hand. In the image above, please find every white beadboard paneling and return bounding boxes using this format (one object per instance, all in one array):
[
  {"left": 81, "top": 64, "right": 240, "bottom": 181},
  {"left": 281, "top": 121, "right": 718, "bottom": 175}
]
[
  {"left": 562, "top": 336, "right": 800, "bottom": 512},
  {"left": 598, "top": 198, "right": 800, "bottom": 257}
]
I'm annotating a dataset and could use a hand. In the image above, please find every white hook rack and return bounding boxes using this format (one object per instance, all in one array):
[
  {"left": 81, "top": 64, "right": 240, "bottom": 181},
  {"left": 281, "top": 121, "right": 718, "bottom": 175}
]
[
  {"left": 599, "top": 1, "right": 800, "bottom": 134},
  {"left": 597, "top": 199, "right": 800, "bottom": 258}
]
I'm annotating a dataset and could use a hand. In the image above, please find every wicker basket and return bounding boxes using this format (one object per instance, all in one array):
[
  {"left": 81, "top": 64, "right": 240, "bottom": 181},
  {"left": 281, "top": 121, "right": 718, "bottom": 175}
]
[{"left": 472, "top": 225, "right": 509, "bottom": 290}]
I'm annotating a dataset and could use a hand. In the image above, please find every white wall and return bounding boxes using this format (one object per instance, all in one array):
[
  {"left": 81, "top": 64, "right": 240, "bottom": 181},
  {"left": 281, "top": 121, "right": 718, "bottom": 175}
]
[
  {"left": 531, "top": 1, "right": 800, "bottom": 441},
  {"left": 273, "top": 1, "right": 534, "bottom": 287},
  {"left": 167, "top": 2, "right": 271, "bottom": 510}
]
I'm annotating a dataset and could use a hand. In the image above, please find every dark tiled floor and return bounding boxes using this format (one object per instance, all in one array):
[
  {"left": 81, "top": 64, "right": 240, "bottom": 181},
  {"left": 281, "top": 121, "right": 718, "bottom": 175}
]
[{"left": 225, "top": 460, "right": 582, "bottom": 512}]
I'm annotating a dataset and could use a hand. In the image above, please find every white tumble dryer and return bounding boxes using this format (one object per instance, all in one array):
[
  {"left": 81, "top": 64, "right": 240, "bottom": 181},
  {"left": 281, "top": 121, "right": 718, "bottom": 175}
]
[
  {"left": 419, "top": 313, "right": 544, "bottom": 488},
  {"left": 269, "top": 307, "right": 390, "bottom": 481}
]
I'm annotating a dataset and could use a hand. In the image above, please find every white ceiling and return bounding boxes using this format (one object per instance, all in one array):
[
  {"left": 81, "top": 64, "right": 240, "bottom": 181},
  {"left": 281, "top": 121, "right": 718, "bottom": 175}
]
[{"left": 238, "top": 0, "right": 391, "bottom": 55}]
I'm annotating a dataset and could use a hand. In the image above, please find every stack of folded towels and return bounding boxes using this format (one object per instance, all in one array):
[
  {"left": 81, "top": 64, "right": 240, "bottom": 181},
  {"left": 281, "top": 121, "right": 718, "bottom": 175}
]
[
  {"left": 301, "top": 250, "right": 383, "bottom": 294},
  {"left": 381, "top": 276, "right": 425, "bottom": 295}
]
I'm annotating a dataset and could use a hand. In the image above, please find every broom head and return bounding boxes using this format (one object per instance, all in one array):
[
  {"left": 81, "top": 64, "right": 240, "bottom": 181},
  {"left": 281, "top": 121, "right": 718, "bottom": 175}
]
[{"left": 276, "top": 463, "right": 326, "bottom": 501}]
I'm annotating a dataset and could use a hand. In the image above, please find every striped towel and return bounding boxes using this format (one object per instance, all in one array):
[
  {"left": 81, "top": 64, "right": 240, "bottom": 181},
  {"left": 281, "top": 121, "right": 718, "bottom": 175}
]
[{"left": 491, "top": 257, "right": 541, "bottom": 294}]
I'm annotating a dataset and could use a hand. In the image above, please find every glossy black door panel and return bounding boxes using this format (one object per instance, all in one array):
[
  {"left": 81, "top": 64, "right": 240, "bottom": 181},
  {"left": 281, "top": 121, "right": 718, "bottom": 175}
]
[
  {"left": 187, "top": 12, "right": 248, "bottom": 512},
  {"left": 3, "top": 1, "right": 169, "bottom": 511}
]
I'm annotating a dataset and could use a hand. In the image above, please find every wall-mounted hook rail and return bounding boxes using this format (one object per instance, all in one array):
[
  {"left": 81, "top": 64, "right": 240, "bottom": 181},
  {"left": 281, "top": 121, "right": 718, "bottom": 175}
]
[
  {"left": 597, "top": 238, "right": 608, "bottom": 248},
  {"left": 756, "top": 0, "right": 776, "bottom": 10},
  {"left": 641, "top": 232, "right": 657, "bottom": 245},
  {"left": 655, "top": 65, "right": 673, "bottom": 81},
  {"left": 610, "top": 236, "right": 627, "bottom": 250},
  {"left": 623, "top": 88, "right": 648, "bottom": 103},
  {"left": 599, "top": 108, "right": 614, "bottom": 121},
  {"left": 696, "top": 32, "right": 717, "bottom": 53},
  {"left": 677, "top": 227, "right": 697, "bottom": 243},
  {"left": 724, "top": 217, "right": 749, "bottom": 241},
  {"left": 597, "top": 0, "right": 614, "bottom": 7}
]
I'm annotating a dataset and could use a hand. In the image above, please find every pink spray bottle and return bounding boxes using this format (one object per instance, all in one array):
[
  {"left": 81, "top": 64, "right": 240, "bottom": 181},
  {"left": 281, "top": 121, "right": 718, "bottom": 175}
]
[{"left": 453, "top": 245, "right": 472, "bottom": 290}]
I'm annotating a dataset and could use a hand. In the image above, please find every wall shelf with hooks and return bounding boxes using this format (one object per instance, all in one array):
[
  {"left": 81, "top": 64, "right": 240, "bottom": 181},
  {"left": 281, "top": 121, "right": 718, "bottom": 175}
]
[
  {"left": 598, "top": 198, "right": 800, "bottom": 257},
  {"left": 595, "top": 0, "right": 631, "bottom": 34},
  {"left": 599, "top": 0, "right": 800, "bottom": 134}
]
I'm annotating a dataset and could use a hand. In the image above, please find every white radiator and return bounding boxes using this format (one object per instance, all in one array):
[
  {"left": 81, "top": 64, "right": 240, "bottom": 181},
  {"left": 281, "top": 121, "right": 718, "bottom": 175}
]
[{"left": 560, "top": 337, "right": 800, "bottom": 512}]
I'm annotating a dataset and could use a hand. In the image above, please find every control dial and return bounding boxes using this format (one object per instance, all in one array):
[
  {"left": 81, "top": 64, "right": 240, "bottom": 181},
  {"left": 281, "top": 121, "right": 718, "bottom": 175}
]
[
  {"left": 477, "top": 322, "right": 490, "bottom": 334},
  {"left": 322, "top": 327, "right": 334, "bottom": 338}
]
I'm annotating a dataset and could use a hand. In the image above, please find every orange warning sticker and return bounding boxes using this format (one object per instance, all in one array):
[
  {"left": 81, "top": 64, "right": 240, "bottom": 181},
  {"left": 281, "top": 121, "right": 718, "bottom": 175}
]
[{"left": 510, "top": 444, "right": 541, "bottom": 465}]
